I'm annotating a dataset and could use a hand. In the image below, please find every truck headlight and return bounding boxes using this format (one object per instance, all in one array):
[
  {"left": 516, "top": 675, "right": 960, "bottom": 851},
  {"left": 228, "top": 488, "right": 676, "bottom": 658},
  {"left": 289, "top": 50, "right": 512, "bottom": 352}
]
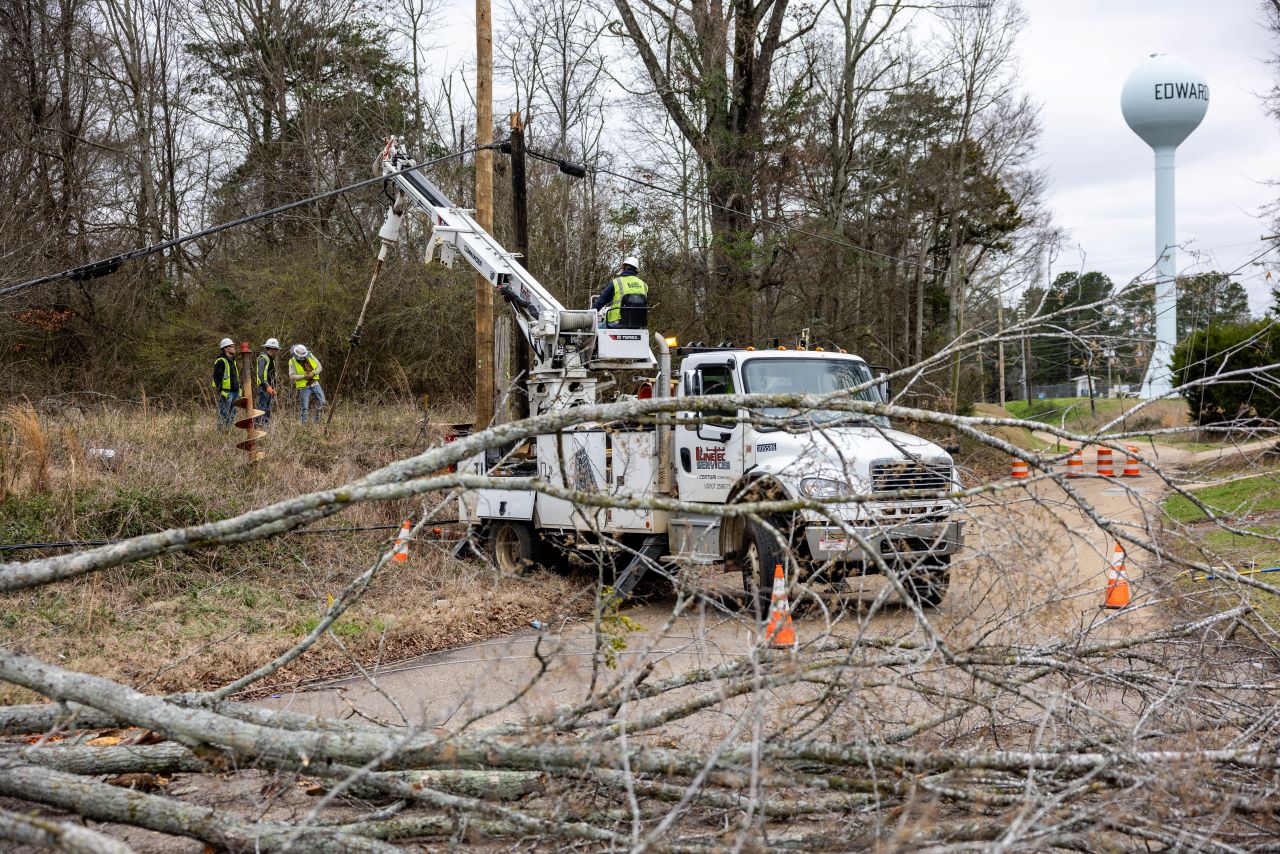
[{"left": 800, "top": 477, "right": 852, "bottom": 498}]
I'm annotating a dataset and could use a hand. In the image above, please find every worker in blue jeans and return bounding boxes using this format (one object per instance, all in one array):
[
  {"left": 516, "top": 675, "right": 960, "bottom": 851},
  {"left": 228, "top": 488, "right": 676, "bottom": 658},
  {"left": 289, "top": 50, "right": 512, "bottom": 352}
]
[
  {"left": 212, "top": 337, "right": 239, "bottom": 432},
  {"left": 255, "top": 338, "right": 280, "bottom": 427},
  {"left": 288, "top": 344, "right": 325, "bottom": 424}
]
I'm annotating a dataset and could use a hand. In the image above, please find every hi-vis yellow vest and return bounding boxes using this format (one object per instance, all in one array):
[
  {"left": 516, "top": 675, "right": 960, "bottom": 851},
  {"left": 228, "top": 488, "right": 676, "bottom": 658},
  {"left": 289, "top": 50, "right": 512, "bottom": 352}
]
[
  {"left": 608, "top": 275, "right": 648, "bottom": 324},
  {"left": 289, "top": 356, "right": 318, "bottom": 389}
]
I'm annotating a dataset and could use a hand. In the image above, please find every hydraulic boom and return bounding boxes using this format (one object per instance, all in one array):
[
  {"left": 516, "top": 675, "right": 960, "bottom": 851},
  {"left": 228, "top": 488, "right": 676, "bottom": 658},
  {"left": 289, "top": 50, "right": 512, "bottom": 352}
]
[{"left": 374, "top": 138, "right": 654, "bottom": 415}]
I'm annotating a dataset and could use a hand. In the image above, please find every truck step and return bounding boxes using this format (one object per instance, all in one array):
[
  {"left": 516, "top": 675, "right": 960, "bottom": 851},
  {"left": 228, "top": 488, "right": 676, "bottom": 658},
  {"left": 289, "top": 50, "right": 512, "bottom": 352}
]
[{"left": 613, "top": 535, "right": 669, "bottom": 597}]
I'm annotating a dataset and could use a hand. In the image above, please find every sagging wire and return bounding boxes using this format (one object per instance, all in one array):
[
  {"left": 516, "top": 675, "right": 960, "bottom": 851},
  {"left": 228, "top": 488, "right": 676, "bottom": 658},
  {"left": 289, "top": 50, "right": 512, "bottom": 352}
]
[
  {"left": 0, "top": 143, "right": 496, "bottom": 301},
  {"left": 520, "top": 146, "right": 948, "bottom": 276}
]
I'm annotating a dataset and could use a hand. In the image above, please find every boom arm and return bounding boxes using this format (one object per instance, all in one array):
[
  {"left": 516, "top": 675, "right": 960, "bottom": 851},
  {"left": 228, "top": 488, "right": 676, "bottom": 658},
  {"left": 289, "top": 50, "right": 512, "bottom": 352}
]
[{"left": 375, "top": 138, "right": 601, "bottom": 371}]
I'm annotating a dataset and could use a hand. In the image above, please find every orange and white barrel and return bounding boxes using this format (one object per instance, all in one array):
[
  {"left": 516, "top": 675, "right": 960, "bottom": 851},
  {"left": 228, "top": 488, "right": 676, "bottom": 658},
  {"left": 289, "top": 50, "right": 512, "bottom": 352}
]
[
  {"left": 1066, "top": 448, "right": 1084, "bottom": 478},
  {"left": 1096, "top": 447, "right": 1114, "bottom": 477},
  {"left": 1122, "top": 445, "right": 1141, "bottom": 477},
  {"left": 1010, "top": 458, "right": 1030, "bottom": 479}
]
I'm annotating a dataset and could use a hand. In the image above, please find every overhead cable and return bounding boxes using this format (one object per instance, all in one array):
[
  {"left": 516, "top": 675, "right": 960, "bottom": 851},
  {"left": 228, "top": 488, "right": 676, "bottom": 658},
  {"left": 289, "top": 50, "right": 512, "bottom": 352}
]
[
  {"left": 0, "top": 144, "right": 493, "bottom": 301},
  {"left": 523, "top": 146, "right": 949, "bottom": 276}
]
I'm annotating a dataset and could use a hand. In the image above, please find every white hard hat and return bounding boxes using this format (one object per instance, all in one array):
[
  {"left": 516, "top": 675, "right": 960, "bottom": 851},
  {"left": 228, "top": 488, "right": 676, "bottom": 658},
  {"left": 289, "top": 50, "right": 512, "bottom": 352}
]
[
  {"left": 621, "top": 255, "right": 640, "bottom": 270},
  {"left": 219, "top": 337, "right": 234, "bottom": 349},
  {"left": 264, "top": 337, "right": 280, "bottom": 349},
  {"left": 292, "top": 344, "right": 309, "bottom": 359}
]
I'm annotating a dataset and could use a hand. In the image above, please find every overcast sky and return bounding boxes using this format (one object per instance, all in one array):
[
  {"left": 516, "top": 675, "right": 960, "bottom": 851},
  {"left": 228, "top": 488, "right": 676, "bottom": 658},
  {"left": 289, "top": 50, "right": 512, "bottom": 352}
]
[{"left": 1018, "top": 0, "right": 1280, "bottom": 312}]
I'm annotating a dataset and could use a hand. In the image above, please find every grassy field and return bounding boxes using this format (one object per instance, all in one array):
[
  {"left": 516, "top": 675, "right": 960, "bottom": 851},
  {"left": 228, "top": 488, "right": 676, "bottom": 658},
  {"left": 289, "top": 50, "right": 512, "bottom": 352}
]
[
  {"left": 1164, "top": 470, "right": 1280, "bottom": 523},
  {"left": 971, "top": 403, "right": 1065, "bottom": 453},
  {"left": 0, "top": 399, "right": 591, "bottom": 704},
  {"left": 1003, "top": 397, "right": 1189, "bottom": 435},
  {"left": 1162, "top": 467, "right": 1280, "bottom": 629}
]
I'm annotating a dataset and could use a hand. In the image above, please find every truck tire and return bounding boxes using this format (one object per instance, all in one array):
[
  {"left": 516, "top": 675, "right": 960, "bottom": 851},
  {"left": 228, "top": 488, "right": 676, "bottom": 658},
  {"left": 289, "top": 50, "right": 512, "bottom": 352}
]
[
  {"left": 488, "top": 520, "right": 534, "bottom": 575},
  {"left": 737, "top": 519, "right": 788, "bottom": 617},
  {"left": 899, "top": 556, "right": 950, "bottom": 608}
]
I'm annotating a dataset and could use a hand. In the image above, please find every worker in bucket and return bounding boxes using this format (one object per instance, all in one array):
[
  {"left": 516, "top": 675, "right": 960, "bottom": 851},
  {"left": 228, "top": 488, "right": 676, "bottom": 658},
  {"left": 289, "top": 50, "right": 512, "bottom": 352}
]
[
  {"left": 255, "top": 338, "right": 280, "bottom": 427},
  {"left": 592, "top": 255, "right": 648, "bottom": 328},
  {"left": 288, "top": 344, "right": 325, "bottom": 425},
  {"left": 212, "top": 337, "right": 239, "bottom": 432}
]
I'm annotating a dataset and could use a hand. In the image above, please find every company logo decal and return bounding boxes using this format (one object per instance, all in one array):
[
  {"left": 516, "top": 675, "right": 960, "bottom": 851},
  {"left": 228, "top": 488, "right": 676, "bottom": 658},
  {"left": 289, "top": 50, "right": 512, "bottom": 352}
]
[
  {"left": 695, "top": 446, "right": 730, "bottom": 470},
  {"left": 608, "top": 334, "right": 642, "bottom": 341}
]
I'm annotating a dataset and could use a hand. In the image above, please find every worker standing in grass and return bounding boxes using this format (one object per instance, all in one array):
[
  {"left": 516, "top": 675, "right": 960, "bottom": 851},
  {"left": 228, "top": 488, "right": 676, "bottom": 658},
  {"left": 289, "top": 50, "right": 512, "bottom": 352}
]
[
  {"left": 255, "top": 338, "right": 280, "bottom": 427},
  {"left": 212, "top": 337, "right": 239, "bottom": 432},
  {"left": 592, "top": 255, "right": 648, "bottom": 328},
  {"left": 289, "top": 344, "right": 325, "bottom": 425}
]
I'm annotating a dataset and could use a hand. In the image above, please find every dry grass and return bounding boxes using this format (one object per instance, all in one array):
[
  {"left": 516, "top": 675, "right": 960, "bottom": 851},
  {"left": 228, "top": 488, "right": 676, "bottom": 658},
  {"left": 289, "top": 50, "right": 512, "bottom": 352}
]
[
  {"left": 1, "top": 400, "right": 51, "bottom": 497},
  {"left": 0, "top": 399, "right": 593, "bottom": 704}
]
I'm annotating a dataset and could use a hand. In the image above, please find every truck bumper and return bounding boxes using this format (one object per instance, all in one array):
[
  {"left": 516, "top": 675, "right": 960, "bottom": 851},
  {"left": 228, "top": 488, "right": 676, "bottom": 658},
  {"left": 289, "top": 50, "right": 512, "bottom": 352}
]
[{"left": 803, "top": 520, "right": 964, "bottom": 563}]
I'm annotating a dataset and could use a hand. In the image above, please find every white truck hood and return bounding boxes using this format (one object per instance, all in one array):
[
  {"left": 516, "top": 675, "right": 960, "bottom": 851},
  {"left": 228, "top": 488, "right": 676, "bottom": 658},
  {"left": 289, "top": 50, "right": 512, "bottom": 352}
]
[{"left": 748, "top": 425, "right": 952, "bottom": 490}]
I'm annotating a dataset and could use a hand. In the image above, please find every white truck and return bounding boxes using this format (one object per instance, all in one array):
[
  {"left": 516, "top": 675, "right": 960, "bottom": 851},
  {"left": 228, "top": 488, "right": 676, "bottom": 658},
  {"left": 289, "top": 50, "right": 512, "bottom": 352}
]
[{"left": 374, "top": 140, "right": 963, "bottom": 609}]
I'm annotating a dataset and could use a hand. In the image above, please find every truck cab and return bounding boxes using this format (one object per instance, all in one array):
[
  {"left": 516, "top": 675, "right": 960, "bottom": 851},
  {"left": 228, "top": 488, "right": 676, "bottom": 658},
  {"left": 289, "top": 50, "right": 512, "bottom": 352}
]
[{"left": 668, "top": 348, "right": 963, "bottom": 607}]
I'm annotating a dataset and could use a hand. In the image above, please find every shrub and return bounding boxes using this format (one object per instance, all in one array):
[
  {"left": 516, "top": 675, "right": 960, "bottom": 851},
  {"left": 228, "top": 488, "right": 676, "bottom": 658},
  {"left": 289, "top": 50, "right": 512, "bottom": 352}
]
[{"left": 1173, "top": 319, "right": 1280, "bottom": 426}]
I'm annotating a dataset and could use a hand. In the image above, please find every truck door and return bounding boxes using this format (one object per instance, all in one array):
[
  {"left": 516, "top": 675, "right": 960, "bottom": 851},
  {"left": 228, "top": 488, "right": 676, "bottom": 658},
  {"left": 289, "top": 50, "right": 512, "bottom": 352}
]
[{"left": 674, "top": 361, "right": 745, "bottom": 502}]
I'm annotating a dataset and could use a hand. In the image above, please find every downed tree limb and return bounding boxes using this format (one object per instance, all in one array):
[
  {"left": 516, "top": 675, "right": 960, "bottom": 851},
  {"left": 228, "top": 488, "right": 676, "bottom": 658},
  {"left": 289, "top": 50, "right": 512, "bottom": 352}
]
[
  {"left": 3, "top": 742, "right": 206, "bottom": 776},
  {"left": 383, "top": 769, "right": 544, "bottom": 801},
  {"left": 0, "top": 806, "right": 133, "bottom": 854},
  {"left": 0, "top": 761, "right": 400, "bottom": 854},
  {"left": 0, "top": 703, "right": 121, "bottom": 737}
]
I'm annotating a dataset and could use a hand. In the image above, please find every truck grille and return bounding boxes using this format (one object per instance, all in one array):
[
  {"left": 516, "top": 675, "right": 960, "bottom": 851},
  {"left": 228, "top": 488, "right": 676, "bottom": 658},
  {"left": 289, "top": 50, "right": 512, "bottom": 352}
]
[{"left": 870, "top": 460, "right": 951, "bottom": 497}]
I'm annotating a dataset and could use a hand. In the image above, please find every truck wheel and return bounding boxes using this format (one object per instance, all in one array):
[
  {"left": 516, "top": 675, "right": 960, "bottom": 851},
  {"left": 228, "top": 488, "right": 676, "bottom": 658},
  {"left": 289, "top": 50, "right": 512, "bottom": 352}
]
[
  {"left": 738, "top": 520, "right": 788, "bottom": 617},
  {"left": 900, "top": 556, "right": 950, "bottom": 608},
  {"left": 488, "top": 520, "right": 534, "bottom": 575}
]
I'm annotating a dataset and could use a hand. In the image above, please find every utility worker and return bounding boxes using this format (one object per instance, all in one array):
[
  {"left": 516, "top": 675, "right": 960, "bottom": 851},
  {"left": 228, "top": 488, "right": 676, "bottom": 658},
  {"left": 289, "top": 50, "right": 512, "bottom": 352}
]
[
  {"left": 288, "top": 344, "right": 325, "bottom": 424},
  {"left": 255, "top": 338, "right": 280, "bottom": 427},
  {"left": 592, "top": 255, "right": 648, "bottom": 328},
  {"left": 212, "top": 337, "right": 239, "bottom": 432}
]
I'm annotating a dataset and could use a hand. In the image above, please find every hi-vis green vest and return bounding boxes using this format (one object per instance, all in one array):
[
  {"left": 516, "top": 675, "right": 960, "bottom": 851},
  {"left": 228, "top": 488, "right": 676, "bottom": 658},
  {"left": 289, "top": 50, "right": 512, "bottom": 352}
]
[
  {"left": 288, "top": 356, "right": 319, "bottom": 389},
  {"left": 212, "top": 356, "right": 237, "bottom": 397},
  {"left": 607, "top": 275, "right": 648, "bottom": 324}
]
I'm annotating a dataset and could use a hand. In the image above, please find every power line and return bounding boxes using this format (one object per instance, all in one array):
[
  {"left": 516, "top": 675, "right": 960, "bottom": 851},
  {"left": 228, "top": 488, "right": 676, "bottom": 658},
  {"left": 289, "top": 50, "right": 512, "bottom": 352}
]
[
  {"left": 0, "top": 144, "right": 492, "bottom": 301},
  {"left": 523, "top": 147, "right": 948, "bottom": 276}
]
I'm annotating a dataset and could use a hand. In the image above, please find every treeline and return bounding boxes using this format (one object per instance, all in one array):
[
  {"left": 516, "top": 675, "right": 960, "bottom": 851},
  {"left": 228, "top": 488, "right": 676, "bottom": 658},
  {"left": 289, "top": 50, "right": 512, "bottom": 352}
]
[
  {"left": 1015, "top": 270, "right": 1253, "bottom": 392},
  {"left": 0, "top": 0, "right": 1087, "bottom": 408}
]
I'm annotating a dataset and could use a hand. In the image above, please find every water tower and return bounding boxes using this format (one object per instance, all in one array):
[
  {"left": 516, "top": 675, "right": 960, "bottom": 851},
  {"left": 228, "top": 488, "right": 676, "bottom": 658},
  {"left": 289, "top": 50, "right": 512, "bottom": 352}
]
[{"left": 1121, "top": 53, "right": 1208, "bottom": 398}]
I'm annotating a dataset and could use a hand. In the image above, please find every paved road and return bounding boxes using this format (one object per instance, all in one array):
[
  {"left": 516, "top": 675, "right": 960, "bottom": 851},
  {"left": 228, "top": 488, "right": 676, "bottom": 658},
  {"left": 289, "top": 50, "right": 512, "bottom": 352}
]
[{"left": 262, "top": 469, "right": 1164, "bottom": 731}]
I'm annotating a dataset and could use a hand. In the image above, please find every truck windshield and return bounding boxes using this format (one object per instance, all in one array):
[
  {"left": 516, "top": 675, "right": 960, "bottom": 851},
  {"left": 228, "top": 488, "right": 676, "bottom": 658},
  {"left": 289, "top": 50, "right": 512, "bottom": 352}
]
[{"left": 741, "top": 358, "right": 884, "bottom": 429}]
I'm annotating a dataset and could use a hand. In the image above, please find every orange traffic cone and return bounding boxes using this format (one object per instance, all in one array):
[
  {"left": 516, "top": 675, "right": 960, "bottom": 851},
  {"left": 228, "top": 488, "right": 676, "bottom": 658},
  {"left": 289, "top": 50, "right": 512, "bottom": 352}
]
[
  {"left": 1102, "top": 542, "right": 1131, "bottom": 609},
  {"left": 1010, "top": 458, "right": 1030, "bottom": 479},
  {"left": 1122, "top": 446, "right": 1141, "bottom": 477},
  {"left": 1096, "top": 447, "right": 1114, "bottom": 477},
  {"left": 763, "top": 563, "right": 798, "bottom": 649},
  {"left": 1066, "top": 447, "right": 1084, "bottom": 478},
  {"left": 392, "top": 519, "right": 411, "bottom": 563}
]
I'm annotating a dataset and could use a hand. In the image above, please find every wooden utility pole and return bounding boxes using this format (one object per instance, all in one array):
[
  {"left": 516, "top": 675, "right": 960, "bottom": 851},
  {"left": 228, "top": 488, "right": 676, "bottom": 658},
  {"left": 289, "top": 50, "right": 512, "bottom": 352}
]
[
  {"left": 473, "top": 0, "right": 495, "bottom": 429},
  {"left": 996, "top": 294, "right": 1006, "bottom": 407},
  {"left": 509, "top": 112, "right": 531, "bottom": 419}
]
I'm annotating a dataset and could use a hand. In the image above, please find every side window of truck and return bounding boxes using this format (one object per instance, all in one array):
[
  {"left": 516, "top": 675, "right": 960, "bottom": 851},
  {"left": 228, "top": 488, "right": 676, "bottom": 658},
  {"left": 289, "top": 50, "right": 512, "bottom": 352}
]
[
  {"left": 690, "top": 365, "right": 737, "bottom": 427},
  {"left": 698, "top": 365, "right": 735, "bottom": 397}
]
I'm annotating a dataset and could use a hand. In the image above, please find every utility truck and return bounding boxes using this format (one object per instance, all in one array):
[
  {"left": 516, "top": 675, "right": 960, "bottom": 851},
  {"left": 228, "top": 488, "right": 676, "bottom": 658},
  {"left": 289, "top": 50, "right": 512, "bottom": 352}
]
[{"left": 374, "top": 139, "right": 963, "bottom": 608}]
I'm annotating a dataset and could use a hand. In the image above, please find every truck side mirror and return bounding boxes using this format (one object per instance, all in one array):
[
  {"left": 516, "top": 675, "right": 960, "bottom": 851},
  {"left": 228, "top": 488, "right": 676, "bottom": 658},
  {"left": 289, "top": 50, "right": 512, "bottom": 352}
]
[
  {"left": 877, "top": 372, "right": 890, "bottom": 403},
  {"left": 684, "top": 370, "right": 702, "bottom": 397}
]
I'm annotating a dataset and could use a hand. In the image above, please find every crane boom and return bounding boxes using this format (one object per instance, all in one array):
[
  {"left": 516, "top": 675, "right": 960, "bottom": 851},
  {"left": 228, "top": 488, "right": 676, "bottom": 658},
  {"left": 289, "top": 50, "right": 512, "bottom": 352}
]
[{"left": 372, "top": 138, "right": 653, "bottom": 415}]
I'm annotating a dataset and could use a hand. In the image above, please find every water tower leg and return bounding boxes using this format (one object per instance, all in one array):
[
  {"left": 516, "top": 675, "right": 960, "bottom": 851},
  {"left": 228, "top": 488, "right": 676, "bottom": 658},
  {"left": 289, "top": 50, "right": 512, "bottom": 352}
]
[{"left": 1142, "top": 146, "right": 1178, "bottom": 399}]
